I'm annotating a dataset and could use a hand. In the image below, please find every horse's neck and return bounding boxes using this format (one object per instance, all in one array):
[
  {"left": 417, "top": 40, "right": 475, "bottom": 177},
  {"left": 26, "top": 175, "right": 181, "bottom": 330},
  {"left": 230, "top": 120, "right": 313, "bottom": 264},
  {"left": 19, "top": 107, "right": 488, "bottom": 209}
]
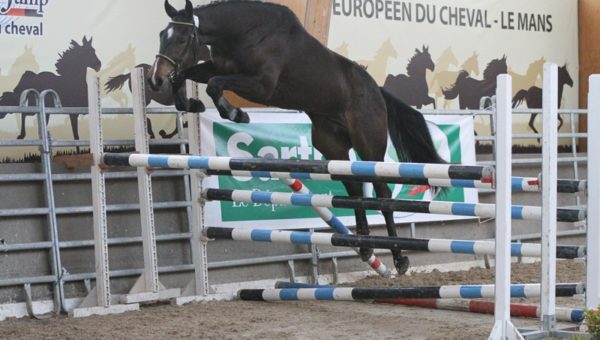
[
  {"left": 374, "top": 51, "right": 392, "bottom": 64},
  {"left": 59, "top": 69, "right": 88, "bottom": 83},
  {"left": 525, "top": 67, "right": 541, "bottom": 80},
  {"left": 558, "top": 84, "right": 565, "bottom": 104},
  {"left": 436, "top": 60, "right": 452, "bottom": 70},
  {"left": 409, "top": 68, "right": 427, "bottom": 81}
]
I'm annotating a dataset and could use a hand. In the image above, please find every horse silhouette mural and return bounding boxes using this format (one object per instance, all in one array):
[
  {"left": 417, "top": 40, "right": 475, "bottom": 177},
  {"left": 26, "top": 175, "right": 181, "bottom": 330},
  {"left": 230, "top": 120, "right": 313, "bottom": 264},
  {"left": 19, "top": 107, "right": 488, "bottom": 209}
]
[
  {"left": 430, "top": 51, "right": 480, "bottom": 109},
  {"left": 0, "top": 46, "right": 40, "bottom": 94},
  {"left": 512, "top": 64, "right": 573, "bottom": 135},
  {"left": 98, "top": 44, "right": 136, "bottom": 108},
  {"left": 0, "top": 36, "right": 101, "bottom": 143},
  {"left": 383, "top": 45, "right": 435, "bottom": 109},
  {"left": 508, "top": 57, "right": 545, "bottom": 97},
  {"left": 356, "top": 38, "right": 398, "bottom": 84},
  {"left": 105, "top": 42, "right": 210, "bottom": 139},
  {"left": 443, "top": 56, "right": 507, "bottom": 109},
  {"left": 426, "top": 47, "right": 458, "bottom": 106}
]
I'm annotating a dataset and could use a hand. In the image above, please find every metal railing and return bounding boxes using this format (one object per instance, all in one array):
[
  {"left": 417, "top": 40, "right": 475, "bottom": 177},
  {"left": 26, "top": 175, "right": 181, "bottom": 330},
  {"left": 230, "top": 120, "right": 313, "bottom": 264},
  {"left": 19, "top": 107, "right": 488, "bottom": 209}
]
[{"left": 0, "top": 96, "right": 589, "bottom": 315}]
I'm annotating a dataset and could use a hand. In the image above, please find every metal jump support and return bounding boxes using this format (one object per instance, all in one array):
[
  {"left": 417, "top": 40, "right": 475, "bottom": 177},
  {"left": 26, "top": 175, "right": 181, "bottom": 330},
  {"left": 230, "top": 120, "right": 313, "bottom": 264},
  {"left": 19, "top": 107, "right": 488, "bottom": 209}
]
[
  {"left": 118, "top": 68, "right": 181, "bottom": 304},
  {"left": 70, "top": 75, "right": 139, "bottom": 317}
]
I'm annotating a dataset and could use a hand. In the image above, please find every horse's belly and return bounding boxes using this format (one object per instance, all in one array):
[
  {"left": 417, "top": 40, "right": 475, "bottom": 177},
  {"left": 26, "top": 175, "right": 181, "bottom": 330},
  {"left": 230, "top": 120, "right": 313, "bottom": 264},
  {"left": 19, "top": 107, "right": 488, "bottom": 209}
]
[{"left": 269, "top": 80, "right": 345, "bottom": 114}]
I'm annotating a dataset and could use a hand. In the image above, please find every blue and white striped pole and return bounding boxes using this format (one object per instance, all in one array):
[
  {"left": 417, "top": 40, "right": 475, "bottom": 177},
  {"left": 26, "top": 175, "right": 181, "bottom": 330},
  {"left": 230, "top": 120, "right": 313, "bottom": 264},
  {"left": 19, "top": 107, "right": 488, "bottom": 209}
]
[
  {"left": 102, "top": 153, "right": 494, "bottom": 181},
  {"left": 237, "top": 283, "right": 584, "bottom": 301},
  {"left": 283, "top": 178, "right": 392, "bottom": 278},
  {"left": 206, "top": 170, "right": 585, "bottom": 194},
  {"left": 202, "top": 189, "right": 586, "bottom": 223},
  {"left": 204, "top": 227, "right": 585, "bottom": 259}
]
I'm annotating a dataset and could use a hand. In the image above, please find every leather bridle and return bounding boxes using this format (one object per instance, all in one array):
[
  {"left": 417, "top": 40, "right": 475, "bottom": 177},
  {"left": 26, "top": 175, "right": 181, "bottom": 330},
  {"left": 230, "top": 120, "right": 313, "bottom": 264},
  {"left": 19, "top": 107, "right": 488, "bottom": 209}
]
[{"left": 155, "top": 20, "right": 200, "bottom": 85}]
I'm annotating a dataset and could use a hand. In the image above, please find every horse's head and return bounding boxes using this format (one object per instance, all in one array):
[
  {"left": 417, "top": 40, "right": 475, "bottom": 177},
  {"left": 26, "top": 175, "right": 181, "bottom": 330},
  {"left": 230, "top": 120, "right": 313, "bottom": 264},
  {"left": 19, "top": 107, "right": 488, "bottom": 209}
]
[
  {"left": 55, "top": 36, "right": 101, "bottom": 76},
  {"left": 379, "top": 39, "right": 398, "bottom": 59},
  {"left": 462, "top": 52, "right": 480, "bottom": 76},
  {"left": 559, "top": 63, "right": 574, "bottom": 88},
  {"left": 421, "top": 46, "right": 434, "bottom": 72},
  {"left": 437, "top": 47, "right": 459, "bottom": 67},
  {"left": 483, "top": 55, "right": 507, "bottom": 80},
  {"left": 13, "top": 45, "right": 40, "bottom": 73},
  {"left": 150, "top": 0, "right": 201, "bottom": 90},
  {"left": 408, "top": 45, "right": 434, "bottom": 75},
  {"left": 79, "top": 37, "right": 101, "bottom": 72}
]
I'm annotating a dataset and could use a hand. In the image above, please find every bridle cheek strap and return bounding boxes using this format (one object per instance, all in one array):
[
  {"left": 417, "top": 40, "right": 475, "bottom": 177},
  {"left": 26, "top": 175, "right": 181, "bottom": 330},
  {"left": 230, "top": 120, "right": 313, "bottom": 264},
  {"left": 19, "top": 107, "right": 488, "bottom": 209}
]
[{"left": 157, "top": 20, "right": 199, "bottom": 85}]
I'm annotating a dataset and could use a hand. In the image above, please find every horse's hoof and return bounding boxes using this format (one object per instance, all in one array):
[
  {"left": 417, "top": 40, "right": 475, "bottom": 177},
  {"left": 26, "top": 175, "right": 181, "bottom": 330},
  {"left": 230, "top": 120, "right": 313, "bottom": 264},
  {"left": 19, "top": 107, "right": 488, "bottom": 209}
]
[
  {"left": 233, "top": 109, "right": 250, "bottom": 123},
  {"left": 394, "top": 256, "right": 410, "bottom": 275},
  {"left": 359, "top": 247, "right": 374, "bottom": 262},
  {"left": 189, "top": 99, "right": 206, "bottom": 113},
  {"left": 159, "top": 130, "right": 168, "bottom": 138},
  {"left": 16, "top": 135, "right": 25, "bottom": 140}
]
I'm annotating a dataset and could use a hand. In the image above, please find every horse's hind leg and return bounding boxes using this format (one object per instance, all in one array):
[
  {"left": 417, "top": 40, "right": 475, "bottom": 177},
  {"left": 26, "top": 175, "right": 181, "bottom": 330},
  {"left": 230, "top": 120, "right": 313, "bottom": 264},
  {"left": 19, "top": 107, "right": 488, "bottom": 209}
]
[
  {"left": 347, "top": 94, "right": 409, "bottom": 274},
  {"left": 309, "top": 116, "right": 373, "bottom": 262},
  {"left": 69, "top": 114, "right": 81, "bottom": 153},
  {"left": 528, "top": 113, "right": 540, "bottom": 142},
  {"left": 558, "top": 114, "right": 564, "bottom": 131},
  {"left": 17, "top": 113, "right": 27, "bottom": 139}
]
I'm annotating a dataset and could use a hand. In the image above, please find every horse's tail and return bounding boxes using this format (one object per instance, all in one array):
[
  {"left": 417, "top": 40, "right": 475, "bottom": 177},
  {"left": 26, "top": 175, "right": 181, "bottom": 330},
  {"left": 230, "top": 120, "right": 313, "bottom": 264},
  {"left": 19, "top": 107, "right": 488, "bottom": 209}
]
[
  {"left": 512, "top": 89, "right": 527, "bottom": 108},
  {"left": 442, "top": 70, "right": 469, "bottom": 100},
  {"left": 104, "top": 73, "right": 130, "bottom": 93},
  {"left": 380, "top": 87, "right": 445, "bottom": 164}
]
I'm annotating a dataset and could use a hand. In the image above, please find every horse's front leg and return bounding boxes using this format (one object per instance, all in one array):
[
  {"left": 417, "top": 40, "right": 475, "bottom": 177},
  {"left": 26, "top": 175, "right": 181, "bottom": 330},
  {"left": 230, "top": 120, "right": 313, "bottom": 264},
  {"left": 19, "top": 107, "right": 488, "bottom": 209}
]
[
  {"left": 427, "top": 96, "right": 436, "bottom": 109},
  {"left": 373, "top": 182, "right": 409, "bottom": 275},
  {"left": 206, "top": 72, "right": 280, "bottom": 124},
  {"left": 171, "top": 62, "right": 220, "bottom": 113}
]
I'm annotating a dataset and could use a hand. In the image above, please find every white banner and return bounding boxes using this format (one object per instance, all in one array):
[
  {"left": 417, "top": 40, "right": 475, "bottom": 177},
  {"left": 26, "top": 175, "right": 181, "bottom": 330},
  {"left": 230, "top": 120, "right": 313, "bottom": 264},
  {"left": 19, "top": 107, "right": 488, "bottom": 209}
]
[{"left": 201, "top": 109, "right": 477, "bottom": 229}]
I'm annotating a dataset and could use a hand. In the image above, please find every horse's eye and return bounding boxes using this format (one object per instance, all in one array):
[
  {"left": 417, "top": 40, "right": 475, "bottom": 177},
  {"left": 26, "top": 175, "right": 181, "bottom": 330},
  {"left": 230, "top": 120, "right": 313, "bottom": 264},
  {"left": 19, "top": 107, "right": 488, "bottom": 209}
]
[{"left": 178, "top": 38, "right": 187, "bottom": 44}]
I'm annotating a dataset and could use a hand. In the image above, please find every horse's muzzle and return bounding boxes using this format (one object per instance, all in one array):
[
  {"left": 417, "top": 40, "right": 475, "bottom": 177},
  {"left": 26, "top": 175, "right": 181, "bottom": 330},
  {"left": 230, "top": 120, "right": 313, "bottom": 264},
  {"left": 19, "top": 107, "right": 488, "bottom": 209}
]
[{"left": 149, "top": 57, "right": 173, "bottom": 91}]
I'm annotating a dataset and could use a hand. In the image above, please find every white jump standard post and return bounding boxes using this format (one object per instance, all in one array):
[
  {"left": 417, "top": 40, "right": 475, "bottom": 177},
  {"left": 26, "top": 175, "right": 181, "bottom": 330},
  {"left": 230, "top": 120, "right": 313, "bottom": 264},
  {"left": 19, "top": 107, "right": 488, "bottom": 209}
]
[
  {"left": 70, "top": 76, "right": 139, "bottom": 317},
  {"left": 540, "top": 64, "right": 559, "bottom": 333},
  {"left": 587, "top": 75, "right": 600, "bottom": 311},
  {"left": 488, "top": 74, "right": 523, "bottom": 339},
  {"left": 120, "top": 68, "right": 181, "bottom": 304},
  {"left": 175, "top": 80, "right": 234, "bottom": 304}
]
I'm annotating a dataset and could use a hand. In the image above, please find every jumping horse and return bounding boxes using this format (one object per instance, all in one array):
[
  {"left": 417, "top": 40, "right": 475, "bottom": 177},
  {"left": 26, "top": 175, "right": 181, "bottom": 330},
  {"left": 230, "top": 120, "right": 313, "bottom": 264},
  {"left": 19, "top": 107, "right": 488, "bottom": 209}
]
[{"left": 149, "top": 0, "right": 446, "bottom": 275}]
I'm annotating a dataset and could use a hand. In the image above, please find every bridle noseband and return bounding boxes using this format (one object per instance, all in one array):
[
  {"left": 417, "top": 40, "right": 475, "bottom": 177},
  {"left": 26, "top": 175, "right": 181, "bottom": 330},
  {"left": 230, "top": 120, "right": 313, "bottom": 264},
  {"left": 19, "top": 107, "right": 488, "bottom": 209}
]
[{"left": 156, "top": 20, "right": 200, "bottom": 85}]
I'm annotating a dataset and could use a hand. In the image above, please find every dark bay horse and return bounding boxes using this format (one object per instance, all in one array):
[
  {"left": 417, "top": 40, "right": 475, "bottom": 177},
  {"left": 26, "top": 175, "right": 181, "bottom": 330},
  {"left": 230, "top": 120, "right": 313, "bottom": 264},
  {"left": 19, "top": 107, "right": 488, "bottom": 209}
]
[
  {"left": 512, "top": 64, "right": 573, "bottom": 135},
  {"left": 149, "top": 0, "right": 446, "bottom": 275},
  {"left": 383, "top": 45, "right": 436, "bottom": 109},
  {"left": 0, "top": 37, "right": 101, "bottom": 143},
  {"left": 442, "top": 56, "right": 508, "bottom": 109}
]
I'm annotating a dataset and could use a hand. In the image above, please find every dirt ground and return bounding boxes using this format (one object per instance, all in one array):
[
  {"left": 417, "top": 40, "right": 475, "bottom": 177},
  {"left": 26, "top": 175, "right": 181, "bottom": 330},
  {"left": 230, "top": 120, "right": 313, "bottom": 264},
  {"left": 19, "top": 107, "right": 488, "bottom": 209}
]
[{"left": 2, "top": 261, "right": 587, "bottom": 340}]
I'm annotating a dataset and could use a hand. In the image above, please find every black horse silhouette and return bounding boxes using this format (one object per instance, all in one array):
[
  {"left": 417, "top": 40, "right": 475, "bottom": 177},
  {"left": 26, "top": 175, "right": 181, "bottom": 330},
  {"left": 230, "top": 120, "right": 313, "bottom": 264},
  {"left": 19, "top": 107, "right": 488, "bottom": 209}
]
[
  {"left": 512, "top": 64, "right": 573, "bottom": 134},
  {"left": 383, "top": 45, "right": 435, "bottom": 109},
  {"left": 149, "top": 0, "right": 446, "bottom": 274},
  {"left": 443, "top": 56, "right": 508, "bottom": 109},
  {"left": 105, "top": 57, "right": 210, "bottom": 139},
  {"left": 0, "top": 37, "right": 101, "bottom": 142}
]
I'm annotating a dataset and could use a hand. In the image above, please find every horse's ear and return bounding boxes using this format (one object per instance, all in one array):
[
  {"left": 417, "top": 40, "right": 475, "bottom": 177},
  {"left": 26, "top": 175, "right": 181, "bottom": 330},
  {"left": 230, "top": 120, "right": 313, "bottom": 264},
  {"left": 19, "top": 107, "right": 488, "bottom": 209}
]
[
  {"left": 82, "top": 36, "right": 92, "bottom": 46},
  {"left": 165, "top": 0, "right": 178, "bottom": 18},
  {"left": 185, "top": 0, "right": 194, "bottom": 18}
]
